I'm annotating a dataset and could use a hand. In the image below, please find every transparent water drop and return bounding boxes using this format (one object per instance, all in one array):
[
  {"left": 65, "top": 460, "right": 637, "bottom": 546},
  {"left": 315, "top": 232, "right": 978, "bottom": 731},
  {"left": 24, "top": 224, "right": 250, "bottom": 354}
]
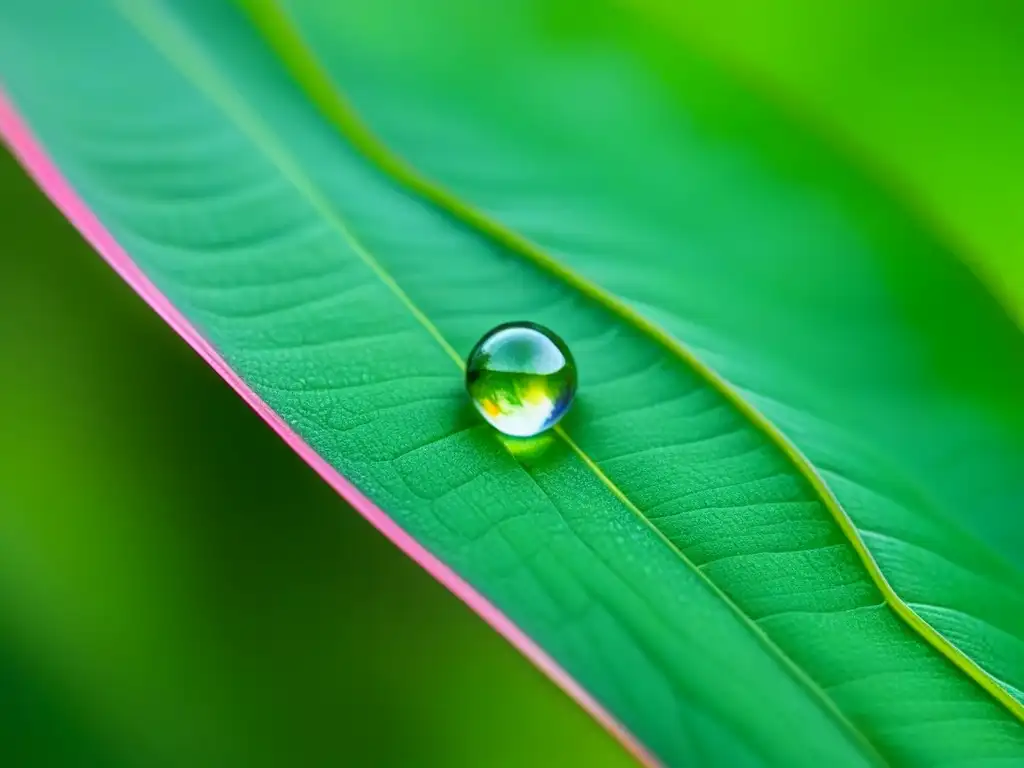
[{"left": 465, "top": 321, "right": 577, "bottom": 438}]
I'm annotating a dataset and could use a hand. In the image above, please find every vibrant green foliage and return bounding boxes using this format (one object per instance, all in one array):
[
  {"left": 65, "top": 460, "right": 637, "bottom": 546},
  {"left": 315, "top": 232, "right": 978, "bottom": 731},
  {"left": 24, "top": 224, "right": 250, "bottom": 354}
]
[{"left": 2, "top": 0, "right": 1023, "bottom": 764}]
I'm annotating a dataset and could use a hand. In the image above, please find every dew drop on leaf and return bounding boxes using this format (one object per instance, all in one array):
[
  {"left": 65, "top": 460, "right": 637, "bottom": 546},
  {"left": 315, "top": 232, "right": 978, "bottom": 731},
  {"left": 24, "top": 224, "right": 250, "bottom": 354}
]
[{"left": 465, "top": 321, "right": 577, "bottom": 438}]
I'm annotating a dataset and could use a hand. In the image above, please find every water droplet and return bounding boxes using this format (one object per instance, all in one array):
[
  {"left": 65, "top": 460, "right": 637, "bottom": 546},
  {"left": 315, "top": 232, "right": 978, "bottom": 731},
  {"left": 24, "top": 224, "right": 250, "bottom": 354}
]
[{"left": 465, "top": 321, "right": 577, "bottom": 438}]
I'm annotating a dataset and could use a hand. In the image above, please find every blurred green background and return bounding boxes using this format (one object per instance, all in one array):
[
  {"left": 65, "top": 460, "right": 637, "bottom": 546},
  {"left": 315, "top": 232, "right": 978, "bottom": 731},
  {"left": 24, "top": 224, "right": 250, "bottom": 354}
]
[
  {"left": 3, "top": 1, "right": 1024, "bottom": 765},
  {"left": 662, "top": 0, "right": 1024, "bottom": 321}
]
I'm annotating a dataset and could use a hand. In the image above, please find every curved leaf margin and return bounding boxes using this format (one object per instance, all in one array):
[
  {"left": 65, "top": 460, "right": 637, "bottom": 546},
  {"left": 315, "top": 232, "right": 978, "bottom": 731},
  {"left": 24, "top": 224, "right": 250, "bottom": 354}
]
[{"left": 0, "top": 91, "right": 658, "bottom": 768}]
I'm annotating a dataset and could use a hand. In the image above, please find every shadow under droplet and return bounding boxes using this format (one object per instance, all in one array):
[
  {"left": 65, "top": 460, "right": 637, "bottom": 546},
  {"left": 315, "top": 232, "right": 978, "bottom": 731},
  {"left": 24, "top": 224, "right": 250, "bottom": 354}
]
[{"left": 500, "top": 432, "right": 556, "bottom": 461}]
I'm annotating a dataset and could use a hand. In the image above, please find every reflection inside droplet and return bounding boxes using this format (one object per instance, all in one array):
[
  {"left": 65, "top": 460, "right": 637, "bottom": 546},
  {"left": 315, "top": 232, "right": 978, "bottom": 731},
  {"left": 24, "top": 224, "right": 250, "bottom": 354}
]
[{"left": 465, "top": 321, "right": 577, "bottom": 438}]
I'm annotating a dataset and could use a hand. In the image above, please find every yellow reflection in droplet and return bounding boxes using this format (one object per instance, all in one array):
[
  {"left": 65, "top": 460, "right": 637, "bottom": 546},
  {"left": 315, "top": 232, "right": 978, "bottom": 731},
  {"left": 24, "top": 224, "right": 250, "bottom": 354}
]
[{"left": 521, "top": 381, "right": 550, "bottom": 407}]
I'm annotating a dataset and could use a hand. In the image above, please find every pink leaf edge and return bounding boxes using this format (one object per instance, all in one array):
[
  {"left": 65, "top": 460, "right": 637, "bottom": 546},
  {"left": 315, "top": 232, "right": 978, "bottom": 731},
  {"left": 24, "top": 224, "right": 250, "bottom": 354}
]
[{"left": 0, "top": 89, "right": 657, "bottom": 768}]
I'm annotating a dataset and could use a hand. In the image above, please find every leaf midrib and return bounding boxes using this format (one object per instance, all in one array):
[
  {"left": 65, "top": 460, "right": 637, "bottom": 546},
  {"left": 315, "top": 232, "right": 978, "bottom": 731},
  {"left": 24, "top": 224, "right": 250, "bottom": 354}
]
[{"left": 240, "top": 0, "right": 1024, "bottom": 726}]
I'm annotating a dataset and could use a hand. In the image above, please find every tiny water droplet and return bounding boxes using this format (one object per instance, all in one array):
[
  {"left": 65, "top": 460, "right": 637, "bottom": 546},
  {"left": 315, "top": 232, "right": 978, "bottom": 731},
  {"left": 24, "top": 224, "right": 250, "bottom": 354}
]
[{"left": 466, "top": 321, "right": 577, "bottom": 438}]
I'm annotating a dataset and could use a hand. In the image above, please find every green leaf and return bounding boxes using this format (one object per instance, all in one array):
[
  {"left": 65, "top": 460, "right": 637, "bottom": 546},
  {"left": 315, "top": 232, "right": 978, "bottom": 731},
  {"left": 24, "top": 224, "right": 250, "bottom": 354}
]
[
  {"left": 264, "top": 0, "right": 1024, "bottom": 719},
  {"left": 1, "top": 0, "right": 1022, "bottom": 765},
  {"left": 0, "top": 145, "right": 629, "bottom": 767}
]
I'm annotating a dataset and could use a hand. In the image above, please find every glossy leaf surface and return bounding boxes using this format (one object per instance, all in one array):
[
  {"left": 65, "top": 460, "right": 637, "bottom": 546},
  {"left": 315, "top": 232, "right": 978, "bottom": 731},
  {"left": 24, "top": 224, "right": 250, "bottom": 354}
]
[
  {"left": 1, "top": 0, "right": 1023, "bottom": 764},
  {"left": 275, "top": 0, "right": 1024, "bottom": 709}
]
